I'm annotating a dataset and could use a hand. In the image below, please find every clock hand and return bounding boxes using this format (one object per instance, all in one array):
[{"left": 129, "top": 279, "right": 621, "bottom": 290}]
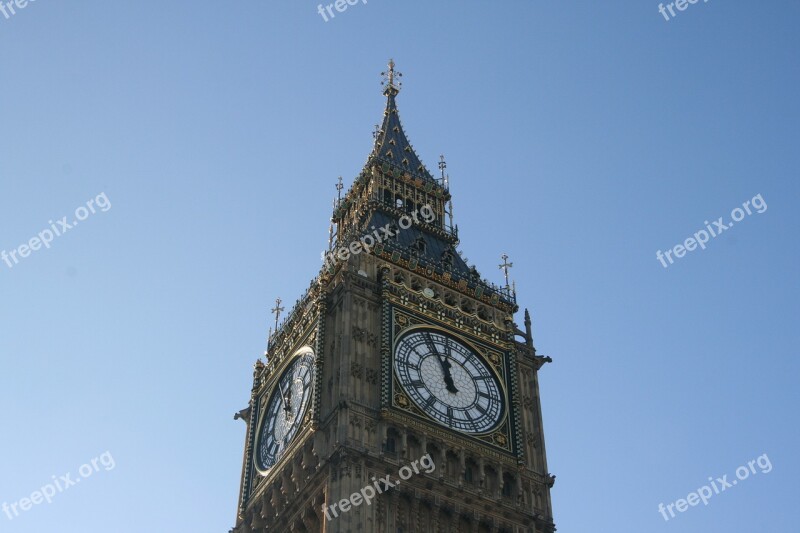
[
  {"left": 423, "top": 333, "right": 447, "bottom": 370},
  {"left": 279, "top": 381, "right": 292, "bottom": 414},
  {"left": 442, "top": 338, "right": 459, "bottom": 393},
  {"left": 425, "top": 333, "right": 459, "bottom": 393},
  {"left": 442, "top": 365, "right": 459, "bottom": 393},
  {"left": 285, "top": 386, "right": 293, "bottom": 414}
]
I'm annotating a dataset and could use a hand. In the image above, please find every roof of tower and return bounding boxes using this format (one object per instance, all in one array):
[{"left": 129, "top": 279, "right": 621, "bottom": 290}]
[{"left": 368, "top": 60, "right": 436, "bottom": 183}]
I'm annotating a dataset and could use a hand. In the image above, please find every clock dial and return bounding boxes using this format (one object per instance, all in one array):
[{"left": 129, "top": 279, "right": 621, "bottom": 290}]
[
  {"left": 394, "top": 328, "right": 504, "bottom": 434},
  {"left": 255, "top": 348, "right": 315, "bottom": 472}
]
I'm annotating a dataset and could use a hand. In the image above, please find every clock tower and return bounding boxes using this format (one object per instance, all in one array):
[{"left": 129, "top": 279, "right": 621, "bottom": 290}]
[{"left": 232, "top": 61, "right": 557, "bottom": 533}]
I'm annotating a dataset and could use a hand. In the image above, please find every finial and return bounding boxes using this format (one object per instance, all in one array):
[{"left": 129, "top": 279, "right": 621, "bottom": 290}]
[
  {"left": 380, "top": 59, "right": 402, "bottom": 95},
  {"left": 524, "top": 308, "right": 534, "bottom": 351},
  {"left": 499, "top": 254, "right": 513, "bottom": 290},
  {"left": 327, "top": 197, "right": 335, "bottom": 251},
  {"left": 438, "top": 154, "right": 447, "bottom": 182},
  {"left": 271, "top": 297, "right": 284, "bottom": 334},
  {"left": 336, "top": 176, "right": 344, "bottom": 204},
  {"left": 373, "top": 124, "right": 381, "bottom": 140}
]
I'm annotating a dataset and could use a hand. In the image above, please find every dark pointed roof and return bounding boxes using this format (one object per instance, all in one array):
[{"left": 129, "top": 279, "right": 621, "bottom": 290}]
[{"left": 369, "top": 61, "right": 436, "bottom": 182}]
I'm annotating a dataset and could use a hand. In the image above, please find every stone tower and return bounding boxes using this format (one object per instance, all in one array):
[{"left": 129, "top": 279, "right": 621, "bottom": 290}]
[{"left": 232, "top": 61, "right": 556, "bottom": 533}]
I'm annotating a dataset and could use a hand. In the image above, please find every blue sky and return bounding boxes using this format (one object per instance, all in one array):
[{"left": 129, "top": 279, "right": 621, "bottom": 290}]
[{"left": 1, "top": 1, "right": 798, "bottom": 532}]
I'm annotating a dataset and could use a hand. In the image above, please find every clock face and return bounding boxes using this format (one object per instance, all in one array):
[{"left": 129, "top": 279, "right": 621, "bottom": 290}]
[
  {"left": 394, "top": 328, "right": 504, "bottom": 434},
  {"left": 255, "top": 348, "right": 315, "bottom": 472}
]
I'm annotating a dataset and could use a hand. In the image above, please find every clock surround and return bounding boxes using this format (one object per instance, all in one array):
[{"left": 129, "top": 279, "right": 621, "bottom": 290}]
[
  {"left": 393, "top": 325, "right": 505, "bottom": 435},
  {"left": 254, "top": 346, "right": 315, "bottom": 473}
]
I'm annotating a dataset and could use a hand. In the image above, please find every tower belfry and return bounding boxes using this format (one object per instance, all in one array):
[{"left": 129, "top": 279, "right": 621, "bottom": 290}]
[{"left": 233, "top": 62, "right": 556, "bottom": 533}]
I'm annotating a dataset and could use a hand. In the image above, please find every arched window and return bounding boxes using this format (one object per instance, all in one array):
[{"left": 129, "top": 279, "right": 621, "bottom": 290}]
[
  {"left": 385, "top": 428, "right": 399, "bottom": 454},
  {"left": 464, "top": 458, "right": 478, "bottom": 484},
  {"left": 407, "top": 435, "right": 421, "bottom": 459},
  {"left": 446, "top": 451, "right": 460, "bottom": 479},
  {"left": 502, "top": 472, "right": 516, "bottom": 498}
]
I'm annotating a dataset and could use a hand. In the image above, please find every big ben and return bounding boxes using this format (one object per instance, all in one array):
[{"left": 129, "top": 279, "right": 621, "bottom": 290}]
[{"left": 232, "top": 61, "right": 556, "bottom": 533}]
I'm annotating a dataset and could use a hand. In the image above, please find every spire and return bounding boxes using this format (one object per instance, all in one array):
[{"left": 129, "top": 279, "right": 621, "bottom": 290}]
[
  {"left": 524, "top": 308, "right": 534, "bottom": 350},
  {"left": 372, "top": 59, "right": 435, "bottom": 182}
]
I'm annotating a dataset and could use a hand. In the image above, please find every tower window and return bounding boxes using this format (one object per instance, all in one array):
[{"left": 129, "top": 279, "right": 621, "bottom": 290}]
[
  {"left": 413, "top": 235, "right": 426, "bottom": 255},
  {"left": 502, "top": 473, "right": 516, "bottom": 498},
  {"left": 465, "top": 458, "right": 478, "bottom": 484},
  {"left": 385, "top": 428, "right": 400, "bottom": 454}
]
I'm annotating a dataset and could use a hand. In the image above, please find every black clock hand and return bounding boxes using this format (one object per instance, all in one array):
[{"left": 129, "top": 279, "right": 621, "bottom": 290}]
[
  {"left": 425, "top": 333, "right": 459, "bottom": 393},
  {"left": 423, "top": 333, "right": 447, "bottom": 371},
  {"left": 442, "top": 338, "right": 459, "bottom": 393},
  {"left": 441, "top": 361, "right": 458, "bottom": 393},
  {"left": 279, "top": 380, "right": 292, "bottom": 414}
]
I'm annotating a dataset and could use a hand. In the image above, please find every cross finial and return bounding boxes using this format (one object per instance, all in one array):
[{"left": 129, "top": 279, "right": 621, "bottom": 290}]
[
  {"left": 499, "top": 253, "right": 513, "bottom": 290},
  {"left": 380, "top": 59, "right": 402, "bottom": 95},
  {"left": 271, "top": 297, "right": 284, "bottom": 333},
  {"left": 386, "top": 58, "right": 395, "bottom": 86}
]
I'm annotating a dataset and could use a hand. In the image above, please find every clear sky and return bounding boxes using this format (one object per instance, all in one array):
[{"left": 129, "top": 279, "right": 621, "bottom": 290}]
[{"left": 1, "top": 1, "right": 798, "bottom": 532}]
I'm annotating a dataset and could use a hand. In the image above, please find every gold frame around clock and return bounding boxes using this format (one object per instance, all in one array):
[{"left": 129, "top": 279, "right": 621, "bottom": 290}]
[
  {"left": 390, "top": 313, "right": 512, "bottom": 443},
  {"left": 253, "top": 345, "right": 316, "bottom": 475}
]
